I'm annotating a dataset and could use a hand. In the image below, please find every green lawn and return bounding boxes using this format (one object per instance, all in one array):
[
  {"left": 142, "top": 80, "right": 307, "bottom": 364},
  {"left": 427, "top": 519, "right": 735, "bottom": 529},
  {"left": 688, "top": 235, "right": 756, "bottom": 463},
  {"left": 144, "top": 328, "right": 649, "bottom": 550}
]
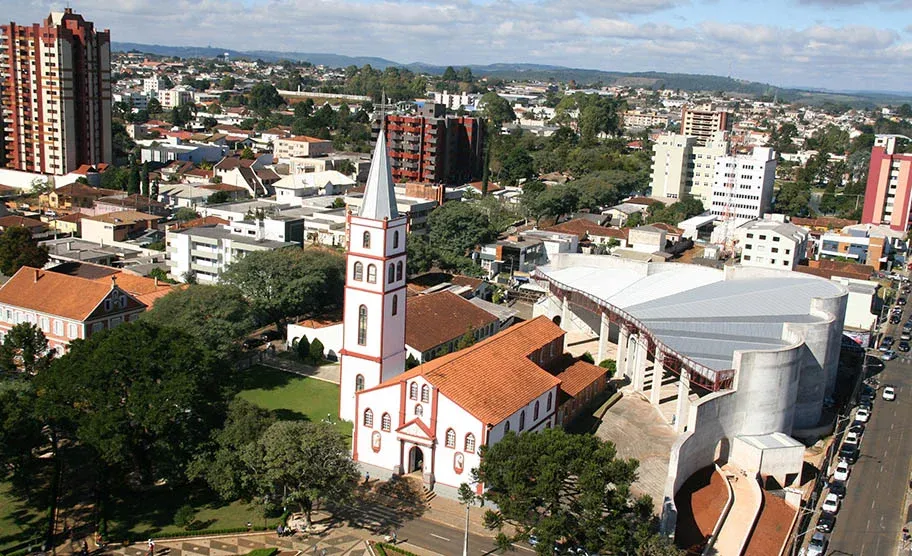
[
  {"left": 0, "top": 481, "right": 44, "bottom": 551},
  {"left": 235, "top": 365, "right": 352, "bottom": 438}
]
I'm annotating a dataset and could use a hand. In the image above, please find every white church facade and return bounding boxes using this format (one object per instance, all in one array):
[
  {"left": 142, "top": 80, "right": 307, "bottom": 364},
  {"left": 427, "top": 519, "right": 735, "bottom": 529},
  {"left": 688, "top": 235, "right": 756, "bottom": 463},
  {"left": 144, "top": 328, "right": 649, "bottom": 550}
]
[{"left": 338, "top": 131, "right": 608, "bottom": 498}]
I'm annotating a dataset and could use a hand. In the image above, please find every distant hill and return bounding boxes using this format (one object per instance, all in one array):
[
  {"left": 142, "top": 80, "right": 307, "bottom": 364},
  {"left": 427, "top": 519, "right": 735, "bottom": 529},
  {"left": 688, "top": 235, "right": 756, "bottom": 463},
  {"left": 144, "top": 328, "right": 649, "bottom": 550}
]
[{"left": 112, "top": 42, "right": 912, "bottom": 105}]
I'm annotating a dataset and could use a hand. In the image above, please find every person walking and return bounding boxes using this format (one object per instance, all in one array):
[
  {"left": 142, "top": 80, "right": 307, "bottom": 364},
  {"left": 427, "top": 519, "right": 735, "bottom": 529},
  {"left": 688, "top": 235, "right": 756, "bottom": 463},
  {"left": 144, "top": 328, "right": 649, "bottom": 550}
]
[{"left": 147, "top": 538, "right": 155, "bottom": 555}]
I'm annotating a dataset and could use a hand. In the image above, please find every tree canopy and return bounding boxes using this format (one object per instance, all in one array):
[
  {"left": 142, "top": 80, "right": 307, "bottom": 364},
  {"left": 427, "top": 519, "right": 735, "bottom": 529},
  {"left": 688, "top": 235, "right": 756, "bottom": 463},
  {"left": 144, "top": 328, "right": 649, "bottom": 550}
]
[
  {"left": 480, "top": 92, "right": 517, "bottom": 129},
  {"left": 222, "top": 248, "right": 345, "bottom": 331},
  {"left": 0, "top": 226, "right": 49, "bottom": 276},
  {"left": 474, "top": 428, "right": 666, "bottom": 556},
  {"left": 427, "top": 201, "right": 498, "bottom": 259},
  {"left": 0, "top": 323, "right": 52, "bottom": 376}
]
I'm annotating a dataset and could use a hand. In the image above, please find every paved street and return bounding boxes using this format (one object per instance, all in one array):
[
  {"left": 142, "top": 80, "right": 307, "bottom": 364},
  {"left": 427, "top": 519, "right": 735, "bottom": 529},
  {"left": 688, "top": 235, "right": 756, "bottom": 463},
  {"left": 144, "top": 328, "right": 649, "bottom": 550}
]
[{"left": 827, "top": 291, "right": 912, "bottom": 556}]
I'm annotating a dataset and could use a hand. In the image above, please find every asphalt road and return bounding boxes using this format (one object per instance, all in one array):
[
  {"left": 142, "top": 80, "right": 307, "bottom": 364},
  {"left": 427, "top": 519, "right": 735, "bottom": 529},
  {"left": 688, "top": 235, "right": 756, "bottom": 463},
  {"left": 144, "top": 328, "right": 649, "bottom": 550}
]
[
  {"left": 397, "top": 516, "right": 534, "bottom": 556},
  {"left": 826, "top": 296, "right": 912, "bottom": 556}
]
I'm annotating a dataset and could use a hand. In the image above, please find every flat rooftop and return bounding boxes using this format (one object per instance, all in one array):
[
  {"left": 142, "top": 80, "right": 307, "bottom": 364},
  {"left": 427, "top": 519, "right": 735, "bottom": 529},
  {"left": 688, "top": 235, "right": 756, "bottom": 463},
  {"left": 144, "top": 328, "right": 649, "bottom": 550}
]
[
  {"left": 175, "top": 225, "right": 297, "bottom": 249},
  {"left": 537, "top": 256, "right": 845, "bottom": 371}
]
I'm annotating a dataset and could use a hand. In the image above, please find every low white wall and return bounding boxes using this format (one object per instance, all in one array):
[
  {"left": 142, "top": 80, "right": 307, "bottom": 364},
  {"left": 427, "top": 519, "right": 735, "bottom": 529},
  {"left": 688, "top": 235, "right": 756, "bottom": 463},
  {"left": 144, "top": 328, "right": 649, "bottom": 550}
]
[{"left": 287, "top": 322, "right": 343, "bottom": 358}]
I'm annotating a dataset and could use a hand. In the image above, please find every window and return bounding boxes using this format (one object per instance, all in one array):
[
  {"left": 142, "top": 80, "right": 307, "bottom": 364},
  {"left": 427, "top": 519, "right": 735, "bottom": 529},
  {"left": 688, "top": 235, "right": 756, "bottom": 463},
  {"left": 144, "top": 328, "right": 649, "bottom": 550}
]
[
  {"left": 54, "top": 320, "right": 62, "bottom": 336},
  {"left": 547, "top": 392, "right": 553, "bottom": 411},
  {"left": 91, "top": 322, "right": 104, "bottom": 334},
  {"left": 773, "top": 236, "right": 780, "bottom": 242},
  {"left": 446, "top": 429, "right": 456, "bottom": 448},
  {"left": 505, "top": 420, "right": 511, "bottom": 433},
  {"left": 367, "top": 264, "right": 377, "bottom": 283},
  {"left": 357, "top": 305, "right": 368, "bottom": 345},
  {"left": 354, "top": 261, "right": 364, "bottom": 281},
  {"left": 396, "top": 261, "right": 403, "bottom": 281},
  {"left": 381, "top": 412, "right": 391, "bottom": 431},
  {"left": 421, "top": 384, "right": 430, "bottom": 403},
  {"left": 519, "top": 410, "right": 526, "bottom": 430},
  {"left": 39, "top": 317, "right": 49, "bottom": 332},
  {"left": 355, "top": 374, "right": 365, "bottom": 392},
  {"left": 410, "top": 382, "right": 419, "bottom": 400},
  {"left": 534, "top": 400, "right": 540, "bottom": 421},
  {"left": 465, "top": 433, "right": 476, "bottom": 453},
  {"left": 362, "top": 231, "right": 371, "bottom": 248},
  {"left": 68, "top": 323, "right": 78, "bottom": 339},
  {"left": 388, "top": 264, "right": 395, "bottom": 283},
  {"left": 415, "top": 404, "right": 423, "bottom": 417},
  {"left": 363, "top": 408, "right": 374, "bottom": 428},
  {"left": 743, "top": 255, "right": 751, "bottom": 261},
  {"left": 392, "top": 295, "right": 398, "bottom": 316},
  {"left": 104, "top": 299, "right": 112, "bottom": 311},
  {"left": 393, "top": 231, "right": 400, "bottom": 249}
]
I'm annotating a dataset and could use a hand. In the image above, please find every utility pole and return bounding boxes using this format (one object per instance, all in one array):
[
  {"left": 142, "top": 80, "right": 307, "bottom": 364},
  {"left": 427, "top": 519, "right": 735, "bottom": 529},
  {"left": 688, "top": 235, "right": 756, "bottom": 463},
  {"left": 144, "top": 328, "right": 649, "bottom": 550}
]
[{"left": 457, "top": 483, "right": 476, "bottom": 556}]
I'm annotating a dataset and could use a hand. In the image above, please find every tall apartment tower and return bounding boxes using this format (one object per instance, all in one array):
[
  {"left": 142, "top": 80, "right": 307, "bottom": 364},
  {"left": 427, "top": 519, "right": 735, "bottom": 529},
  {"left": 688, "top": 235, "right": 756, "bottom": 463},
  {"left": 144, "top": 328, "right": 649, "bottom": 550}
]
[
  {"left": 861, "top": 136, "right": 912, "bottom": 232},
  {"left": 338, "top": 130, "right": 408, "bottom": 422},
  {"left": 650, "top": 131, "right": 729, "bottom": 208},
  {"left": 681, "top": 106, "right": 732, "bottom": 146},
  {"left": 0, "top": 9, "right": 112, "bottom": 175},
  {"left": 709, "top": 147, "right": 777, "bottom": 221},
  {"left": 372, "top": 103, "right": 485, "bottom": 185}
]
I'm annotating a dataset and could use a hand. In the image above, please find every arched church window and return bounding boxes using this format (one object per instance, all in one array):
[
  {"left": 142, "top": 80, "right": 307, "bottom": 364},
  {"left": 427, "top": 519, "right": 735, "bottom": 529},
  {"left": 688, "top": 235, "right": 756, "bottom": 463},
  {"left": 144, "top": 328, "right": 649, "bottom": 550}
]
[
  {"left": 534, "top": 400, "right": 540, "bottom": 421},
  {"left": 392, "top": 295, "right": 398, "bottom": 316},
  {"left": 357, "top": 305, "right": 368, "bottom": 345},
  {"left": 367, "top": 264, "right": 377, "bottom": 283},
  {"left": 353, "top": 261, "right": 363, "bottom": 281},
  {"left": 547, "top": 392, "right": 553, "bottom": 411},
  {"left": 465, "top": 433, "right": 476, "bottom": 453},
  {"left": 363, "top": 231, "right": 371, "bottom": 249},
  {"left": 519, "top": 410, "right": 526, "bottom": 431},
  {"left": 393, "top": 230, "right": 400, "bottom": 249},
  {"left": 421, "top": 384, "right": 430, "bottom": 403},
  {"left": 415, "top": 404, "right": 424, "bottom": 417},
  {"left": 388, "top": 264, "right": 395, "bottom": 284},
  {"left": 363, "top": 408, "right": 373, "bottom": 427},
  {"left": 446, "top": 428, "right": 456, "bottom": 448},
  {"left": 355, "top": 374, "right": 365, "bottom": 391},
  {"left": 396, "top": 261, "right": 403, "bottom": 281},
  {"left": 381, "top": 413, "right": 391, "bottom": 431},
  {"left": 409, "top": 382, "right": 418, "bottom": 400}
]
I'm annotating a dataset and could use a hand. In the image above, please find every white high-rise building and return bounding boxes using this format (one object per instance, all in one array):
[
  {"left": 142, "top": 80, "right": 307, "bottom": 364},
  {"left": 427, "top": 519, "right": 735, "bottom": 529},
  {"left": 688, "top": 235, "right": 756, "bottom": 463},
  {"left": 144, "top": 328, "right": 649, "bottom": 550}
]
[
  {"left": 710, "top": 147, "right": 777, "bottom": 221},
  {"left": 338, "top": 131, "right": 408, "bottom": 422},
  {"left": 650, "top": 131, "right": 729, "bottom": 208},
  {"left": 143, "top": 77, "right": 167, "bottom": 97}
]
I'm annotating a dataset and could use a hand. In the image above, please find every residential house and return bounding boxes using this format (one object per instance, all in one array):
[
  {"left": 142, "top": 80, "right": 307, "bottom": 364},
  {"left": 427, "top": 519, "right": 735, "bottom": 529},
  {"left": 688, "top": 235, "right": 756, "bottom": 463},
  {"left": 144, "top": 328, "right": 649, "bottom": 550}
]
[
  {"left": 405, "top": 291, "right": 500, "bottom": 363},
  {"left": 80, "top": 211, "right": 162, "bottom": 244},
  {"left": 0, "top": 215, "right": 50, "bottom": 238},
  {"left": 735, "top": 220, "right": 809, "bottom": 270}
]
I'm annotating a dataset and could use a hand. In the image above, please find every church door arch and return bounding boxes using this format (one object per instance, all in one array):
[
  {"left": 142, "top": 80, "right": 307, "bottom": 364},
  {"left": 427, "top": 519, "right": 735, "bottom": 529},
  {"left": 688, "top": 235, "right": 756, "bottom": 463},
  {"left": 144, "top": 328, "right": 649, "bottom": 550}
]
[{"left": 408, "top": 446, "right": 425, "bottom": 474}]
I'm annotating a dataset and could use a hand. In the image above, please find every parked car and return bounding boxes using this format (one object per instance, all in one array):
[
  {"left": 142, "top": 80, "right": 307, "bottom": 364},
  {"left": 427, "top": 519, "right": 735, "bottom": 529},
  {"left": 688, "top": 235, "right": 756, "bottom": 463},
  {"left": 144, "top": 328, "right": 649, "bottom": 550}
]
[
  {"left": 855, "top": 407, "right": 871, "bottom": 423},
  {"left": 260, "top": 329, "right": 282, "bottom": 341},
  {"left": 822, "top": 493, "right": 840, "bottom": 514},
  {"left": 849, "top": 422, "right": 865, "bottom": 436},
  {"left": 829, "top": 480, "right": 846, "bottom": 499},
  {"left": 838, "top": 445, "right": 859, "bottom": 464},
  {"left": 242, "top": 337, "right": 267, "bottom": 350},
  {"left": 807, "top": 532, "right": 828, "bottom": 556},
  {"left": 899, "top": 340, "right": 910, "bottom": 351},
  {"left": 881, "top": 336, "right": 895, "bottom": 351},
  {"left": 833, "top": 461, "right": 850, "bottom": 482},
  {"left": 816, "top": 512, "right": 836, "bottom": 533},
  {"left": 844, "top": 431, "right": 860, "bottom": 448},
  {"left": 882, "top": 350, "right": 897, "bottom": 361},
  {"left": 883, "top": 385, "right": 896, "bottom": 401}
]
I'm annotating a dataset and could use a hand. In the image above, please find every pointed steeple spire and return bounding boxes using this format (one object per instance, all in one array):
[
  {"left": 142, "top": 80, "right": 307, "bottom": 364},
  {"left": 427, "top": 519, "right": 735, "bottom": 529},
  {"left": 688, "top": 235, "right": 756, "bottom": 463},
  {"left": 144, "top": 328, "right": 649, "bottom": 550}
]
[{"left": 359, "top": 119, "right": 399, "bottom": 220}]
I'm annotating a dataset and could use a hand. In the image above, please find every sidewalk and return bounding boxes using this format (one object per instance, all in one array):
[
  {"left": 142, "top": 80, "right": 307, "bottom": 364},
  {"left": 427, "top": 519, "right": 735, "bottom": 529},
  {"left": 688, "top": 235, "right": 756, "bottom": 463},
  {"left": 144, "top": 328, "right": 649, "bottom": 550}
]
[{"left": 261, "top": 352, "right": 340, "bottom": 384}]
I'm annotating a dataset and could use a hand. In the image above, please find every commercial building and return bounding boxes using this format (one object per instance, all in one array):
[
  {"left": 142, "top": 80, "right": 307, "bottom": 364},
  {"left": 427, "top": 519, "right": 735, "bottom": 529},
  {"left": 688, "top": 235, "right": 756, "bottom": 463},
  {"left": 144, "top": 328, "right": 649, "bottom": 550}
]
[
  {"left": 681, "top": 106, "right": 732, "bottom": 146},
  {"left": 158, "top": 87, "right": 193, "bottom": 109},
  {"left": 166, "top": 223, "right": 297, "bottom": 283},
  {"left": 274, "top": 136, "right": 334, "bottom": 162},
  {"left": 861, "top": 135, "right": 912, "bottom": 232},
  {"left": 0, "top": 8, "right": 112, "bottom": 175},
  {"left": 80, "top": 210, "right": 162, "bottom": 244},
  {"left": 373, "top": 103, "right": 485, "bottom": 185},
  {"left": 709, "top": 147, "right": 776, "bottom": 220},
  {"left": 650, "top": 132, "right": 729, "bottom": 207},
  {"left": 735, "top": 220, "right": 809, "bottom": 270}
]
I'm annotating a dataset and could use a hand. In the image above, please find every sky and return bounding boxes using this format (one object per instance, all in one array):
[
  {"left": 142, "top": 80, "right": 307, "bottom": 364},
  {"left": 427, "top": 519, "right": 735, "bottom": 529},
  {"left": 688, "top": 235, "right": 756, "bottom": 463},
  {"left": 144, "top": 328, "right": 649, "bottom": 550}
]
[{"left": 3, "top": 0, "right": 912, "bottom": 92}]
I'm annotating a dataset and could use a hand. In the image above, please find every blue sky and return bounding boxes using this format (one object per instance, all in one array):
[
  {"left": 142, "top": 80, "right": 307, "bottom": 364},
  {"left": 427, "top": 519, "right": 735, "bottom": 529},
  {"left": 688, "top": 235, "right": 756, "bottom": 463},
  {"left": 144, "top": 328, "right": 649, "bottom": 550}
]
[{"left": 3, "top": 0, "right": 912, "bottom": 92}]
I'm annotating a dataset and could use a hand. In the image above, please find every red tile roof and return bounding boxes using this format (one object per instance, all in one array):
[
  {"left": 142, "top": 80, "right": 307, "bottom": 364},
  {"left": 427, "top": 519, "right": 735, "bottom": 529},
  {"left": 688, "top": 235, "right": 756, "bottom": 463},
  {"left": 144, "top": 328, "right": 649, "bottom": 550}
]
[
  {"left": 553, "top": 357, "right": 607, "bottom": 398},
  {"left": 405, "top": 291, "right": 499, "bottom": 352},
  {"left": 376, "top": 316, "right": 564, "bottom": 425},
  {"left": 0, "top": 267, "right": 146, "bottom": 321},
  {"left": 544, "top": 218, "right": 609, "bottom": 239},
  {"left": 650, "top": 222, "right": 684, "bottom": 235},
  {"left": 0, "top": 215, "right": 48, "bottom": 232}
]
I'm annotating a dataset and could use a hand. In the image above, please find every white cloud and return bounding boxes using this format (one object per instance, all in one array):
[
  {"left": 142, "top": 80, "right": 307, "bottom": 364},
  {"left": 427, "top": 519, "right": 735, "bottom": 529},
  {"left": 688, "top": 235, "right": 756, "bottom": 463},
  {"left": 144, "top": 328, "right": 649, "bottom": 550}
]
[{"left": 1, "top": 0, "right": 910, "bottom": 91}]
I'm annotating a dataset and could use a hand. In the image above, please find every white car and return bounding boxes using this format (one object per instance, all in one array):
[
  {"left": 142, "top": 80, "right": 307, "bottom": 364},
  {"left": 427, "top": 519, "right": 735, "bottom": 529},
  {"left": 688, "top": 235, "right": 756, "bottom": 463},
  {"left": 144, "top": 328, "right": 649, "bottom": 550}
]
[
  {"left": 822, "top": 492, "right": 840, "bottom": 514},
  {"left": 833, "top": 461, "right": 850, "bottom": 482},
  {"left": 844, "top": 431, "right": 860, "bottom": 447},
  {"left": 855, "top": 407, "right": 871, "bottom": 423},
  {"left": 883, "top": 386, "right": 896, "bottom": 401}
]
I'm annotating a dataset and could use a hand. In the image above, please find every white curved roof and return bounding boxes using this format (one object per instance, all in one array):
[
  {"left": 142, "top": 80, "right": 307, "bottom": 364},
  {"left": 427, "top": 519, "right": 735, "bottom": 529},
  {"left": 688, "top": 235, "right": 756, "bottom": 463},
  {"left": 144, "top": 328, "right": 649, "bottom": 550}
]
[{"left": 538, "top": 259, "right": 845, "bottom": 371}]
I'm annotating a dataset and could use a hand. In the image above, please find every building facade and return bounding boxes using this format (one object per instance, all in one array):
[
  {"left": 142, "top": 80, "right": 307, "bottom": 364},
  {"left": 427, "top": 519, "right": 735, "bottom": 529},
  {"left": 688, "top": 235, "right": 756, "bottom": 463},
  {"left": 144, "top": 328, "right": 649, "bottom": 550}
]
[
  {"left": 681, "top": 106, "right": 732, "bottom": 146},
  {"left": 736, "top": 220, "right": 809, "bottom": 270},
  {"left": 710, "top": 147, "right": 776, "bottom": 221},
  {"left": 0, "top": 9, "right": 112, "bottom": 175},
  {"left": 650, "top": 132, "right": 729, "bottom": 208},
  {"left": 861, "top": 136, "right": 912, "bottom": 232},
  {"left": 373, "top": 104, "right": 485, "bottom": 185}
]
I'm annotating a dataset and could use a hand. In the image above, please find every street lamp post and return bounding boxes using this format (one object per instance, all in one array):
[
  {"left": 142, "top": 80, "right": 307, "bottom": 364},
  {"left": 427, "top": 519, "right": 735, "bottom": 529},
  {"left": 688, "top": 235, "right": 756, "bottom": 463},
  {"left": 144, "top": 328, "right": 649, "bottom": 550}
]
[{"left": 457, "top": 483, "right": 477, "bottom": 556}]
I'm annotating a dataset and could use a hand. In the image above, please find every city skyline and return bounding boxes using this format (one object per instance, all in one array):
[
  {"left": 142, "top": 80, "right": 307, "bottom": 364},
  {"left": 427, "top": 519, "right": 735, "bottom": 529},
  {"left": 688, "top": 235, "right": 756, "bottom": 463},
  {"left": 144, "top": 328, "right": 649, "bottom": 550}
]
[{"left": 2, "top": 0, "right": 911, "bottom": 93}]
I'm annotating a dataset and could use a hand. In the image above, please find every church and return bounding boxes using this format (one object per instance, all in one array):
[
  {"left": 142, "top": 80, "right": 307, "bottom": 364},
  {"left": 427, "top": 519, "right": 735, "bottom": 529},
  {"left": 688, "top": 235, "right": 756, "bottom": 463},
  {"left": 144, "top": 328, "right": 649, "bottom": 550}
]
[{"left": 338, "top": 131, "right": 608, "bottom": 498}]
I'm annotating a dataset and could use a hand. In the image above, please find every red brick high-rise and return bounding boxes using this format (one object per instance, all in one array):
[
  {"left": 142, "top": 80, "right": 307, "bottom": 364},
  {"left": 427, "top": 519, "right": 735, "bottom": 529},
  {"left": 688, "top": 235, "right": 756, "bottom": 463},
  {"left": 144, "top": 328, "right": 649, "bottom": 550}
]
[
  {"left": 1, "top": 8, "right": 112, "bottom": 175},
  {"left": 372, "top": 103, "right": 485, "bottom": 185},
  {"left": 862, "top": 136, "right": 912, "bottom": 232}
]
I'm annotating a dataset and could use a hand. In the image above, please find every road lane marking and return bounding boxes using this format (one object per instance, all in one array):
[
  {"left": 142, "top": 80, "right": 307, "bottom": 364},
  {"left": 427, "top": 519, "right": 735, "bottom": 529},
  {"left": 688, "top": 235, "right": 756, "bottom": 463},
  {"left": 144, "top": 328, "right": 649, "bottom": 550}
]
[
  {"left": 430, "top": 534, "right": 451, "bottom": 541},
  {"left": 873, "top": 499, "right": 877, "bottom": 509},
  {"left": 510, "top": 544, "right": 536, "bottom": 553}
]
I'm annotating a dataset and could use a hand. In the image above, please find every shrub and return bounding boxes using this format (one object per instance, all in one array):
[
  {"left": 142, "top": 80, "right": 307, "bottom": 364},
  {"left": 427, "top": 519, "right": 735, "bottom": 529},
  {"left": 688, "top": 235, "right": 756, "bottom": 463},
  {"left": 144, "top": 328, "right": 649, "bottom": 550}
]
[
  {"left": 173, "top": 504, "right": 196, "bottom": 530},
  {"left": 599, "top": 358, "right": 617, "bottom": 378},
  {"left": 580, "top": 351, "right": 595, "bottom": 364},
  {"left": 245, "top": 549, "right": 278, "bottom": 556},
  {"left": 309, "top": 338, "right": 324, "bottom": 362},
  {"left": 296, "top": 336, "right": 311, "bottom": 362}
]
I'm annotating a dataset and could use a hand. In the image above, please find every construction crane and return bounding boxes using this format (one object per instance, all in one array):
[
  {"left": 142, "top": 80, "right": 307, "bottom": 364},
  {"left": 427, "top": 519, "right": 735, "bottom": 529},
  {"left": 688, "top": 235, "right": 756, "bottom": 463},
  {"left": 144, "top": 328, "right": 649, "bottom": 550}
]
[{"left": 720, "top": 165, "right": 737, "bottom": 259}]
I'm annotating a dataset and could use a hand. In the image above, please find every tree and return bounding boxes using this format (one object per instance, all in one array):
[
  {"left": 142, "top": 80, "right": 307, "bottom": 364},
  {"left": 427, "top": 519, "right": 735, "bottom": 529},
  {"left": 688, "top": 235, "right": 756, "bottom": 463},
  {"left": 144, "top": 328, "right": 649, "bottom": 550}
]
[
  {"left": 626, "top": 212, "right": 644, "bottom": 227},
  {"left": 240, "top": 146, "right": 256, "bottom": 160},
  {"left": 141, "top": 285, "right": 253, "bottom": 361},
  {"left": 427, "top": 202, "right": 497, "bottom": 258},
  {"left": 456, "top": 327, "right": 476, "bottom": 350},
  {"left": 34, "top": 322, "right": 225, "bottom": 486},
  {"left": 207, "top": 190, "right": 232, "bottom": 204},
  {"left": 0, "top": 381, "right": 44, "bottom": 488},
  {"left": 248, "top": 82, "right": 284, "bottom": 115},
  {"left": 0, "top": 227, "right": 49, "bottom": 275},
  {"left": 141, "top": 162, "right": 150, "bottom": 196},
  {"left": 474, "top": 428, "right": 661, "bottom": 555},
  {"left": 222, "top": 248, "right": 345, "bottom": 332},
  {"left": 127, "top": 160, "right": 141, "bottom": 194},
  {"left": 253, "top": 421, "right": 359, "bottom": 527},
  {"left": 536, "top": 184, "right": 580, "bottom": 223},
  {"left": 219, "top": 76, "right": 236, "bottom": 90},
  {"left": 174, "top": 207, "right": 199, "bottom": 222},
  {"left": 499, "top": 147, "right": 534, "bottom": 186},
  {"left": 521, "top": 180, "right": 548, "bottom": 222},
  {"left": 480, "top": 92, "right": 516, "bottom": 129},
  {"left": 147, "top": 98, "right": 162, "bottom": 115},
  {"left": 201, "top": 116, "right": 218, "bottom": 130},
  {"left": 0, "top": 323, "right": 52, "bottom": 376},
  {"left": 441, "top": 66, "right": 459, "bottom": 81},
  {"left": 296, "top": 336, "right": 311, "bottom": 362},
  {"left": 309, "top": 338, "right": 324, "bottom": 363}
]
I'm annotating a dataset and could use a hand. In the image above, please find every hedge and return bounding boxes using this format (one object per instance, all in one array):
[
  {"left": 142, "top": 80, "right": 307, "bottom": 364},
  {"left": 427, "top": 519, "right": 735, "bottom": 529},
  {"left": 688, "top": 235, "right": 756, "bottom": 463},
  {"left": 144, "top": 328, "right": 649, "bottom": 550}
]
[
  {"left": 373, "top": 542, "right": 420, "bottom": 556},
  {"left": 245, "top": 549, "right": 278, "bottom": 556}
]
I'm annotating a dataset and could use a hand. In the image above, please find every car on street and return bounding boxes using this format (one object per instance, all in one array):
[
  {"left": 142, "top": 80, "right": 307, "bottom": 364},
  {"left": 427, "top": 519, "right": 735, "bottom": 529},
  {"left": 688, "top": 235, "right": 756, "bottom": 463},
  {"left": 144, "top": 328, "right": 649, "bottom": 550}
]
[
  {"left": 882, "top": 350, "right": 897, "bottom": 361},
  {"left": 855, "top": 407, "right": 871, "bottom": 423},
  {"left": 883, "top": 385, "right": 896, "bottom": 401},
  {"left": 890, "top": 316, "right": 901, "bottom": 324},
  {"left": 833, "top": 461, "right": 850, "bottom": 482},
  {"left": 816, "top": 512, "right": 836, "bottom": 533},
  {"left": 900, "top": 340, "right": 911, "bottom": 351},
  {"left": 859, "top": 398, "right": 874, "bottom": 412},
  {"left": 844, "top": 431, "right": 860, "bottom": 448},
  {"left": 838, "top": 445, "right": 859, "bottom": 464},
  {"left": 822, "top": 493, "right": 840, "bottom": 514},
  {"left": 902, "top": 332, "right": 912, "bottom": 341},
  {"left": 242, "top": 337, "right": 266, "bottom": 350},
  {"left": 807, "top": 532, "right": 827, "bottom": 556},
  {"left": 260, "top": 329, "right": 282, "bottom": 341},
  {"left": 849, "top": 422, "right": 865, "bottom": 436},
  {"left": 829, "top": 480, "right": 846, "bottom": 499},
  {"left": 881, "top": 336, "right": 895, "bottom": 350}
]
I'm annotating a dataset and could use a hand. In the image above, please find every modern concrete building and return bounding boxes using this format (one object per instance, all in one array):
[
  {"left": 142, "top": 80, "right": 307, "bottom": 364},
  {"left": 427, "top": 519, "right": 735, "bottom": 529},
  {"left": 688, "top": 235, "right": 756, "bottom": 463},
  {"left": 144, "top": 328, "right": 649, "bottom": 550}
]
[
  {"left": 373, "top": 103, "right": 485, "bottom": 185},
  {"left": 532, "top": 254, "right": 847, "bottom": 539},
  {"left": 735, "top": 220, "right": 809, "bottom": 270},
  {"left": 0, "top": 8, "right": 112, "bottom": 175},
  {"left": 861, "top": 135, "right": 912, "bottom": 232},
  {"left": 709, "top": 147, "right": 776, "bottom": 220},
  {"left": 650, "top": 132, "right": 729, "bottom": 207},
  {"left": 274, "top": 136, "right": 334, "bottom": 162},
  {"left": 681, "top": 106, "right": 732, "bottom": 146},
  {"left": 158, "top": 87, "right": 193, "bottom": 109}
]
